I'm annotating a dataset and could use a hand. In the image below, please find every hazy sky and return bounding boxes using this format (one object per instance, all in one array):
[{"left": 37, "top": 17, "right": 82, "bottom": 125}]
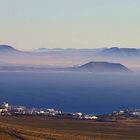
[{"left": 0, "top": 0, "right": 140, "bottom": 50}]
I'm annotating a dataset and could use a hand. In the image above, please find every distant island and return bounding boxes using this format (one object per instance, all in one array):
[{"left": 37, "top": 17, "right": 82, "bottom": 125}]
[{"left": 69, "top": 61, "right": 131, "bottom": 73}]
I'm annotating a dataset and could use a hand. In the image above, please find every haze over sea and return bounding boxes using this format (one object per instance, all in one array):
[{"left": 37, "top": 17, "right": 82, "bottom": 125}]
[{"left": 0, "top": 71, "right": 139, "bottom": 114}]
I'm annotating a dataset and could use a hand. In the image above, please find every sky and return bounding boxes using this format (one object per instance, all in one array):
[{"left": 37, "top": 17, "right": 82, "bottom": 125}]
[{"left": 0, "top": 0, "right": 140, "bottom": 51}]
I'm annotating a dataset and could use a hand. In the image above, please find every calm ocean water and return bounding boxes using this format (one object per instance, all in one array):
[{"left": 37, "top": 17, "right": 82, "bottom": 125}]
[{"left": 0, "top": 71, "right": 140, "bottom": 114}]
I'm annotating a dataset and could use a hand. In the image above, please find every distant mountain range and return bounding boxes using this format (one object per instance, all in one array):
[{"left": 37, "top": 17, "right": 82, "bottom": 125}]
[
  {"left": 0, "top": 45, "right": 139, "bottom": 71},
  {"left": 34, "top": 47, "right": 140, "bottom": 55},
  {"left": 0, "top": 45, "right": 140, "bottom": 57}
]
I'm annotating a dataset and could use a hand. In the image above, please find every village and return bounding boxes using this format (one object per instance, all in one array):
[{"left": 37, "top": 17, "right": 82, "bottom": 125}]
[{"left": 0, "top": 102, "right": 140, "bottom": 121}]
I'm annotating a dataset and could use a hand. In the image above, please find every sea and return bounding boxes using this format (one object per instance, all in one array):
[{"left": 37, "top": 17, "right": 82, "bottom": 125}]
[{"left": 0, "top": 71, "right": 140, "bottom": 114}]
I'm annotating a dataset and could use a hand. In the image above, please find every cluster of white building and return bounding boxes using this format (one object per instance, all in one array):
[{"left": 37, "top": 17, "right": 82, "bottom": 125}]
[
  {"left": 0, "top": 102, "right": 98, "bottom": 120},
  {"left": 112, "top": 109, "right": 140, "bottom": 117}
]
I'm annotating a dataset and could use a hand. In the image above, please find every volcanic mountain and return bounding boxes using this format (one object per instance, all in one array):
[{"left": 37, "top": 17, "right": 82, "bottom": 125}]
[{"left": 70, "top": 61, "right": 131, "bottom": 73}]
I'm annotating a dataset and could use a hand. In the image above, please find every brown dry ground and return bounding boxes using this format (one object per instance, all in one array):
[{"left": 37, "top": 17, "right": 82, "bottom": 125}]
[{"left": 0, "top": 116, "right": 140, "bottom": 140}]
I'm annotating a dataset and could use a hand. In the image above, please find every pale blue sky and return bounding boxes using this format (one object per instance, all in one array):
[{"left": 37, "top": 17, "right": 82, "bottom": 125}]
[{"left": 0, "top": 0, "right": 140, "bottom": 50}]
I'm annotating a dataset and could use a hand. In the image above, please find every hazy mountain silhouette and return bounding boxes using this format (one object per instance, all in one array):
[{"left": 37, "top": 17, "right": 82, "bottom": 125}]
[
  {"left": 0, "top": 45, "right": 139, "bottom": 57},
  {"left": 0, "top": 45, "right": 18, "bottom": 52},
  {"left": 100, "top": 47, "right": 140, "bottom": 57},
  {"left": 71, "top": 61, "right": 131, "bottom": 73},
  {"left": 0, "top": 45, "right": 138, "bottom": 71}
]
